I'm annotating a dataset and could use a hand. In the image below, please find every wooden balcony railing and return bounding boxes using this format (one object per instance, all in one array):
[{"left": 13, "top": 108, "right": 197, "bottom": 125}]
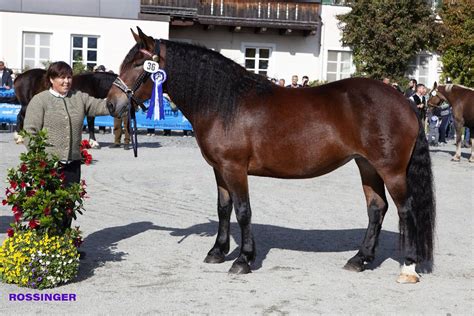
[{"left": 140, "top": 0, "right": 321, "bottom": 32}]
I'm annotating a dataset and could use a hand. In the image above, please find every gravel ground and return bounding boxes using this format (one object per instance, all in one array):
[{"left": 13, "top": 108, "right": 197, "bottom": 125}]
[{"left": 0, "top": 131, "right": 472, "bottom": 315}]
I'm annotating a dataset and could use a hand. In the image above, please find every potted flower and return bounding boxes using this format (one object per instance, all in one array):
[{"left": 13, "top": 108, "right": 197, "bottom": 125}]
[{"left": 0, "top": 130, "right": 87, "bottom": 289}]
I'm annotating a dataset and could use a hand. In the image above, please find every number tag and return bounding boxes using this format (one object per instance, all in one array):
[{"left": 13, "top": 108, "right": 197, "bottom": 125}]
[
  {"left": 143, "top": 60, "right": 159, "bottom": 74},
  {"left": 431, "top": 91, "right": 437, "bottom": 96}
]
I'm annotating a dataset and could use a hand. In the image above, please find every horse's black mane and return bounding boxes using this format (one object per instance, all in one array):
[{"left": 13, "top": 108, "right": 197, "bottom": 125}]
[{"left": 162, "top": 40, "right": 274, "bottom": 124}]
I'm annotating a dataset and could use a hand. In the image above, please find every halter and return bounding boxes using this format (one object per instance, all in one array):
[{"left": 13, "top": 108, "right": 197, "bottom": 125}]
[{"left": 112, "top": 39, "right": 161, "bottom": 157}]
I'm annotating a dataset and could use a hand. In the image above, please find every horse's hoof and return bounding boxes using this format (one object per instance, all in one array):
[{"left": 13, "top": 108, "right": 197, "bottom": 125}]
[
  {"left": 89, "top": 140, "right": 101, "bottom": 149},
  {"left": 397, "top": 263, "right": 420, "bottom": 284},
  {"left": 228, "top": 261, "right": 251, "bottom": 274},
  {"left": 343, "top": 261, "right": 364, "bottom": 272},
  {"left": 451, "top": 157, "right": 461, "bottom": 162},
  {"left": 396, "top": 273, "right": 420, "bottom": 284},
  {"left": 204, "top": 253, "right": 225, "bottom": 264},
  {"left": 469, "top": 158, "right": 474, "bottom": 163}
]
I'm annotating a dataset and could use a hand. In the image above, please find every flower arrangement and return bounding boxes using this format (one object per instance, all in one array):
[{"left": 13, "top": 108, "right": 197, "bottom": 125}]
[
  {"left": 0, "top": 230, "right": 80, "bottom": 289},
  {"left": 80, "top": 139, "right": 93, "bottom": 165},
  {"left": 0, "top": 130, "right": 86, "bottom": 288}
]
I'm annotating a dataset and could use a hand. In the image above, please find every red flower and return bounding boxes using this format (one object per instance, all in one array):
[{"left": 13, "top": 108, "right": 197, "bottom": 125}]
[
  {"left": 20, "top": 164, "right": 28, "bottom": 173},
  {"left": 28, "top": 220, "right": 39, "bottom": 229},
  {"left": 9, "top": 181, "right": 18, "bottom": 189},
  {"left": 39, "top": 179, "right": 46, "bottom": 187},
  {"left": 43, "top": 207, "right": 51, "bottom": 216},
  {"left": 12, "top": 205, "right": 20, "bottom": 214},
  {"left": 81, "top": 139, "right": 91, "bottom": 149},
  {"left": 14, "top": 212, "right": 22, "bottom": 222},
  {"left": 6, "top": 228, "right": 14, "bottom": 237},
  {"left": 60, "top": 172, "right": 66, "bottom": 181},
  {"left": 80, "top": 180, "right": 87, "bottom": 187},
  {"left": 66, "top": 208, "right": 73, "bottom": 217},
  {"left": 50, "top": 169, "right": 57, "bottom": 177},
  {"left": 39, "top": 161, "right": 47, "bottom": 168},
  {"left": 20, "top": 182, "right": 26, "bottom": 189},
  {"left": 1, "top": 199, "right": 7, "bottom": 206},
  {"left": 26, "top": 190, "right": 36, "bottom": 197}
]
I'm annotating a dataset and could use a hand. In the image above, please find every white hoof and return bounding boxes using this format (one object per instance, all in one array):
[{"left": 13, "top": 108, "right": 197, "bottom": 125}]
[
  {"left": 14, "top": 132, "right": 24, "bottom": 144},
  {"left": 396, "top": 264, "right": 420, "bottom": 284},
  {"left": 89, "top": 139, "right": 101, "bottom": 149}
]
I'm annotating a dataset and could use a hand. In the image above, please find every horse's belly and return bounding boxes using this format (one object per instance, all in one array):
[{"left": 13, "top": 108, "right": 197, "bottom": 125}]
[{"left": 247, "top": 147, "right": 353, "bottom": 179}]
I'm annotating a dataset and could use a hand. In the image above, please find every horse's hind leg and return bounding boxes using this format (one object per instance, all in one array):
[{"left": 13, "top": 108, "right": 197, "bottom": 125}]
[
  {"left": 204, "top": 169, "right": 233, "bottom": 264},
  {"left": 469, "top": 127, "right": 474, "bottom": 163},
  {"left": 452, "top": 121, "right": 464, "bottom": 161},
  {"left": 344, "top": 158, "right": 388, "bottom": 272}
]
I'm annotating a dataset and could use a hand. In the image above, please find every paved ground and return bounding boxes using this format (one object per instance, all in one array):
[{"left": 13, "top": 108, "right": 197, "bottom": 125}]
[{"left": 0, "top": 131, "right": 472, "bottom": 315}]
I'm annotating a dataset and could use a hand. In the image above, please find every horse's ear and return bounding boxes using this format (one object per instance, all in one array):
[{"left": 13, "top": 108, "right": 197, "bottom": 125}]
[
  {"left": 433, "top": 81, "right": 438, "bottom": 89},
  {"left": 131, "top": 28, "right": 140, "bottom": 43},
  {"left": 137, "top": 26, "right": 155, "bottom": 51}
]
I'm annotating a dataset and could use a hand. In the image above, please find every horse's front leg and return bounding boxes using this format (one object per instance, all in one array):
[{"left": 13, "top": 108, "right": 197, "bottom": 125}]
[
  {"left": 204, "top": 169, "right": 233, "bottom": 264},
  {"left": 217, "top": 165, "right": 255, "bottom": 274}
]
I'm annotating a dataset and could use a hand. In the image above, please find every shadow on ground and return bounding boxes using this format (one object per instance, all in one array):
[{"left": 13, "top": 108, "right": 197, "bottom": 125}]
[{"left": 76, "top": 219, "right": 401, "bottom": 281}]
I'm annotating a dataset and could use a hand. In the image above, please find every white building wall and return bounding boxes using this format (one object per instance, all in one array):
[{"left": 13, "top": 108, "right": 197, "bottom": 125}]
[
  {"left": 169, "top": 26, "right": 321, "bottom": 83},
  {"left": 320, "top": 5, "right": 353, "bottom": 81},
  {"left": 0, "top": 11, "right": 169, "bottom": 73}
]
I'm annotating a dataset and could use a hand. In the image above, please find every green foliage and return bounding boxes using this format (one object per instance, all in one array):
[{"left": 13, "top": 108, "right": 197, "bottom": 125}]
[
  {"left": 438, "top": 0, "right": 474, "bottom": 86},
  {"left": 309, "top": 80, "right": 328, "bottom": 87},
  {"left": 338, "top": 0, "right": 441, "bottom": 83},
  {"left": 72, "top": 58, "right": 87, "bottom": 75},
  {"left": 2, "top": 130, "right": 87, "bottom": 236}
]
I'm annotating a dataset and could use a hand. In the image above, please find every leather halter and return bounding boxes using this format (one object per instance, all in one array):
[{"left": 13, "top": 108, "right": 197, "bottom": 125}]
[{"left": 112, "top": 39, "right": 161, "bottom": 157}]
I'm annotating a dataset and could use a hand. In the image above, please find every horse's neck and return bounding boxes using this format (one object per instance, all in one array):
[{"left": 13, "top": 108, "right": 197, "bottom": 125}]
[{"left": 441, "top": 85, "right": 463, "bottom": 107}]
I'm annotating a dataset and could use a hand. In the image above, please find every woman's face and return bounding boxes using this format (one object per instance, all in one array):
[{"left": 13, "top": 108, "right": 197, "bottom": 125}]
[{"left": 50, "top": 75, "right": 72, "bottom": 95}]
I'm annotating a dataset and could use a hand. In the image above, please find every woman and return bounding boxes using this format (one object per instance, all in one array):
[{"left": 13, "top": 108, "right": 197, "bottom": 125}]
[{"left": 23, "top": 61, "right": 111, "bottom": 230}]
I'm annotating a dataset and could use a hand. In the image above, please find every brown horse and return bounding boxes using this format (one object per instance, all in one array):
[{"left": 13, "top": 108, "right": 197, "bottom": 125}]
[
  {"left": 428, "top": 82, "right": 474, "bottom": 162},
  {"left": 106, "top": 28, "right": 436, "bottom": 283},
  {"left": 14, "top": 69, "right": 117, "bottom": 146}
]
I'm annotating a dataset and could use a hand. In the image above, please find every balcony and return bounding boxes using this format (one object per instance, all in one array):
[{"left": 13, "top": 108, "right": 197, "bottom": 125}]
[{"left": 140, "top": 0, "right": 321, "bottom": 35}]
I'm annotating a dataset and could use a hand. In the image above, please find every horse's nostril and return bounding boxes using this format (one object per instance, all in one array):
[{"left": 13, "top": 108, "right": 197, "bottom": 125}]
[{"left": 106, "top": 101, "right": 115, "bottom": 116}]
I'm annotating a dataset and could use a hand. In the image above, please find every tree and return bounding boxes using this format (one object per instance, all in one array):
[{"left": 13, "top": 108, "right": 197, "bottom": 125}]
[
  {"left": 338, "top": 0, "right": 441, "bottom": 83},
  {"left": 438, "top": 0, "right": 474, "bottom": 86}
]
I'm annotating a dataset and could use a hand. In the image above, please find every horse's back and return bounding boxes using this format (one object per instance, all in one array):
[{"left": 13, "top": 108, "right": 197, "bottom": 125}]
[
  {"left": 208, "top": 78, "right": 420, "bottom": 179},
  {"left": 14, "top": 69, "right": 47, "bottom": 105}
]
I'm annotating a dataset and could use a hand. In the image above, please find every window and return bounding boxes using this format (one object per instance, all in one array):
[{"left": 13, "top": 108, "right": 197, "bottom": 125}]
[
  {"left": 244, "top": 47, "right": 271, "bottom": 75},
  {"left": 23, "top": 32, "right": 51, "bottom": 70},
  {"left": 71, "top": 35, "right": 99, "bottom": 71},
  {"left": 326, "top": 50, "right": 352, "bottom": 82},
  {"left": 407, "top": 55, "right": 431, "bottom": 85}
]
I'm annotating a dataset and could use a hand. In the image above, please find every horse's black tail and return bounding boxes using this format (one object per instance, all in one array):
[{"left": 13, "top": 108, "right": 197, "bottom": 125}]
[{"left": 404, "top": 124, "right": 436, "bottom": 268}]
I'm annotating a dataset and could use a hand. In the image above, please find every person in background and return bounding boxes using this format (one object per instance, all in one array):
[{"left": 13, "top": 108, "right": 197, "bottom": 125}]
[
  {"left": 409, "top": 83, "right": 426, "bottom": 118},
  {"left": 286, "top": 75, "right": 302, "bottom": 88},
  {"left": 109, "top": 112, "right": 131, "bottom": 150},
  {"left": 404, "top": 79, "right": 417, "bottom": 98},
  {"left": 302, "top": 75, "right": 310, "bottom": 87},
  {"left": 0, "top": 61, "right": 13, "bottom": 89},
  {"left": 23, "top": 61, "right": 111, "bottom": 232},
  {"left": 278, "top": 78, "right": 285, "bottom": 87},
  {"left": 382, "top": 77, "right": 391, "bottom": 85}
]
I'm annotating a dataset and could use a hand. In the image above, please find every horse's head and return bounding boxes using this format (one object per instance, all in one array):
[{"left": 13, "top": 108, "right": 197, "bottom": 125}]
[
  {"left": 106, "top": 27, "right": 161, "bottom": 117},
  {"left": 427, "top": 81, "right": 447, "bottom": 107}
]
